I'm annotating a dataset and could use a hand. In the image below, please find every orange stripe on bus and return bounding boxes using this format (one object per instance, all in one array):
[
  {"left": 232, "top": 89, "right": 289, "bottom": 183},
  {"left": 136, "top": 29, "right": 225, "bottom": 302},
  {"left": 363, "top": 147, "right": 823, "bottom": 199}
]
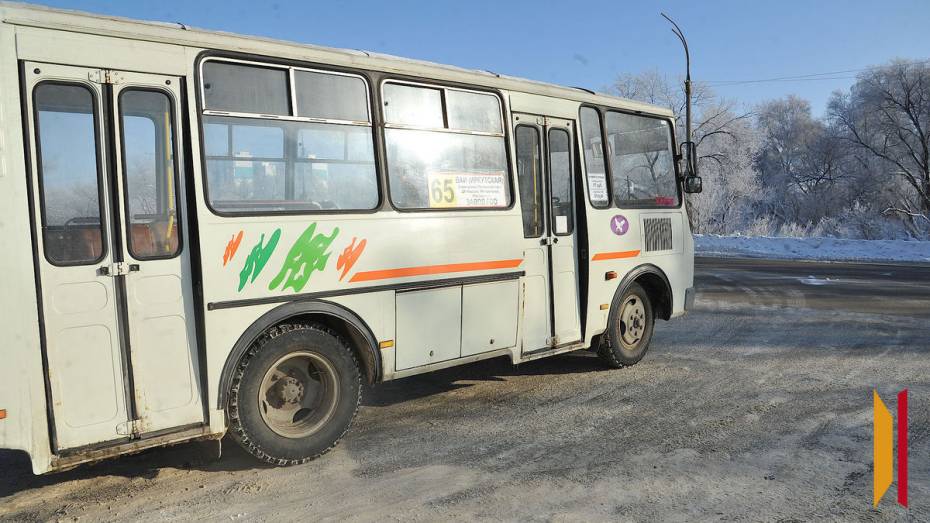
[
  {"left": 350, "top": 259, "right": 523, "bottom": 283},
  {"left": 591, "top": 250, "right": 641, "bottom": 261},
  {"left": 0, "top": 409, "right": 6, "bottom": 420}
]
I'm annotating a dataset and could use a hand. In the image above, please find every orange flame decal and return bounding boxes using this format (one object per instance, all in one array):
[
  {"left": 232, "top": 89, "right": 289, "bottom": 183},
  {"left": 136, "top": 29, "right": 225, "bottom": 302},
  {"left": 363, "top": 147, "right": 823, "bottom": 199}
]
[
  {"left": 337, "top": 237, "right": 367, "bottom": 281},
  {"left": 223, "top": 230, "right": 244, "bottom": 267}
]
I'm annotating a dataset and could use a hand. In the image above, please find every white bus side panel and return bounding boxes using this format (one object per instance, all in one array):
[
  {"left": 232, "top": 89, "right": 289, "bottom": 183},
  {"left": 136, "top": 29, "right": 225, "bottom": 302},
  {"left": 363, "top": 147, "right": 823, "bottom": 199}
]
[
  {"left": 582, "top": 206, "right": 694, "bottom": 348},
  {"left": 0, "top": 20, "right": 53, "bottom": 473},
  {"left": 15, "top": 25, "right": 188, "bottom": 76}
]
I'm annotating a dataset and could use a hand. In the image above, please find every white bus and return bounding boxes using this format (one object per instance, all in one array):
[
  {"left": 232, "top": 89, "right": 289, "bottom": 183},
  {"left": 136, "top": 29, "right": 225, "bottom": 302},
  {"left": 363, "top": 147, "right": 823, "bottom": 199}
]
[{"left": 0, "top": 2, "right": 700, "bottom": 474}]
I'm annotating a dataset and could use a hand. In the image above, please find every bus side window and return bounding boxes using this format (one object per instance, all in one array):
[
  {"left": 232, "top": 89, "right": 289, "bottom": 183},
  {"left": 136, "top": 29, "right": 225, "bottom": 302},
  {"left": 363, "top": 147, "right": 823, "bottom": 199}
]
[
  {"left": 204, "top": 120, "right": 286, "bottom": 206},
  {"left": 202, "top": 61, "right": 290, "bottom": 116},
  {"left": 515, "top": 125, "right": 543, "bottom": 237},
  {"left": 579, "top": 107, "right": 610, "bottom": 207},
  {"left": 34, "top": 83, "right": 106, "bottom": 266},
  {"left": 383, "top": 82, "right": 510, "bottom": 210},
  {"left": 605, "top": 112, "right": 679, "bottom": 208},
  {"left": 120, "top": 89, "right": 181, "bottom": 259},
  {"left": 200, "top": 60, "right": 378, "bottom": 214},
  {"left": 548, "top": 128, "right": 574, "bottom": 235}
]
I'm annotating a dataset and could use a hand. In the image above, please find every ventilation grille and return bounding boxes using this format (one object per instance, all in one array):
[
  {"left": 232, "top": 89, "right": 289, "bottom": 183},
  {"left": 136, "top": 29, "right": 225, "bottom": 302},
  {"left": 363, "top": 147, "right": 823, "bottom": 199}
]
[{"left": 643, "top": 217, "right": 673, "bottom": 252}]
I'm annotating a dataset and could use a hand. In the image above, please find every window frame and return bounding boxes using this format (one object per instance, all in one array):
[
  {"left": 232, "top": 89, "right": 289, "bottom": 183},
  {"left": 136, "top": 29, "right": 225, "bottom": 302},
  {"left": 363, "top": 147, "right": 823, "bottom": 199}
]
[
  {"left": 200, "top": 57, "right": 373, "bottom": 126},
  {"left": 117, "top": 86, "right": 184, "bottom": 261},
  {"left": 196, "top": 54, "right": 382, "bottom": 217},
  {"left": 578, "top": 105, "right": 613, "bottom": 209},
  {"left": 201, "top": 59, "right": 293, "bottom": 117},
  {"left": 604, "top": 109, "right": 682, "bottom": 210},
  {"left": 579, "top": 104, "right": 683, "bottom": 211},
  {"left": 547, "top": 126, "right": 575, "bottom": 237},
  {"left": 32, "top": 80, "right": 109, "bottom": 267},
  {"left": 380, "top": 78, "right": 514, "bottom": 212},
  {"left": 514, "top": 123, "right": 545, "bottom": 239}
]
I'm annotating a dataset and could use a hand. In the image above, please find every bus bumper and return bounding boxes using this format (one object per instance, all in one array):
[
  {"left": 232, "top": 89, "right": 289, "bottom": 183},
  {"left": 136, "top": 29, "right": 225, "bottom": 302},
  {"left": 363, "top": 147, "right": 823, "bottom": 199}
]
[{"left": 684, "top": 287, "right": 696, "bottom": 312}]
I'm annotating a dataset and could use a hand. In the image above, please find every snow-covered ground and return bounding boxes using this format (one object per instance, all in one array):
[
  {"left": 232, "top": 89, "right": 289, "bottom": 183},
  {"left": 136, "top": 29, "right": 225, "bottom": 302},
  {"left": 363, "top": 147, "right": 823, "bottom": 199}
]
[{"left": 695, "top": 234, "right": 930, "bottom": 264}]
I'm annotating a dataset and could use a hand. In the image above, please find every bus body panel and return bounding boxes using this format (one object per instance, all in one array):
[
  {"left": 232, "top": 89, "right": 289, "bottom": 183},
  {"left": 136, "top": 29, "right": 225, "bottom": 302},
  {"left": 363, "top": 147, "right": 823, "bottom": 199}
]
[
  {"left": 14, "top": 25, "right": 189, "bottom": 77},
  {"left": 0, "top": 2, "right": 693, "bottom": 474},
  {"left": 197, "top": 212, "right": 526, "bottom": 381},
  {"left": 581, "top": 204, "right": 694, "bottom": 347},
  {"left": 0, "top": 18, "right": 55, "bottom": 474}
]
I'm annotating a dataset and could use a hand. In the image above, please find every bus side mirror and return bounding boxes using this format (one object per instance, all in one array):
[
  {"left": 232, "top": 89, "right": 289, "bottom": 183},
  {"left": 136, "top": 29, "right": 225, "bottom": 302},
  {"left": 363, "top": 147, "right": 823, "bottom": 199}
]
[
  {"left": 680, "top": 141, "right": 702, "bottom": 193},
  {"left": 684, "top": 175, "right": 702, "bottom": 194}
]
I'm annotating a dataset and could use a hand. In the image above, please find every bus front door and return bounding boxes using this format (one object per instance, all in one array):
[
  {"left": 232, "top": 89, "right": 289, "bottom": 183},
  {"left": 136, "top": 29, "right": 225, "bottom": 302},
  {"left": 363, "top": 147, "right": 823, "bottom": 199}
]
[
  {"left": 24, "top": 62, "right": 203, "bottom": 451},
  {"left": 513, "top": 114, "right": 582, "bottom": 352}
]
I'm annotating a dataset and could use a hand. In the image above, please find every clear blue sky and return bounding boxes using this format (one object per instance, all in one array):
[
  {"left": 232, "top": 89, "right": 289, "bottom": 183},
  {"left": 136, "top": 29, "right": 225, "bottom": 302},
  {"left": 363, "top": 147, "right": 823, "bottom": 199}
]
[{"left": 36, "top": 0, "right": 930, "bottom": 117}]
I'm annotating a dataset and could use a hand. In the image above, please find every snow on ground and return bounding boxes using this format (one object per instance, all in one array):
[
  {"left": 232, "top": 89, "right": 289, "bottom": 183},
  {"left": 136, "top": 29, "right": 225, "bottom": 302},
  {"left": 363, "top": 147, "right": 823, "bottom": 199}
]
[{"left": 695, "top": 234, "right": 930, "bottom": 264}]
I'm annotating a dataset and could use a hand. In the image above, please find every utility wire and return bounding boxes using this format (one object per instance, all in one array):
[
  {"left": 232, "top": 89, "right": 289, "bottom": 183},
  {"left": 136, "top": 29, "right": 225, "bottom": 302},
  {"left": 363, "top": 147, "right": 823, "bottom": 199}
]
[
  {"left": 710, "top": 76, "right": 858, "bottom": 85},
  {"left": 704, "top": 58, "right": 930, "bottom": 86}
]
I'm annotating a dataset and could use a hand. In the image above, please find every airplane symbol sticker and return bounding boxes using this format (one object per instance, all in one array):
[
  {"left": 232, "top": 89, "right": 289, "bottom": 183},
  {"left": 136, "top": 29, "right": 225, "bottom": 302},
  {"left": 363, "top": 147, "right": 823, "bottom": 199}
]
[{"left": 610, "top": 215, "right": 629, "bottom": 236}]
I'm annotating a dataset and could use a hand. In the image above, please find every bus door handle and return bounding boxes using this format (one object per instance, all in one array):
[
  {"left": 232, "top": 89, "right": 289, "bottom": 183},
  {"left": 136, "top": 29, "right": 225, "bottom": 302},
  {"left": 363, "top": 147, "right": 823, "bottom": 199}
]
[
  {"left": 98, "top": 262, "right": 140, "bottom": 277},
  {"left": 540, "top": 237, "right": 559, "bottom": 246}
]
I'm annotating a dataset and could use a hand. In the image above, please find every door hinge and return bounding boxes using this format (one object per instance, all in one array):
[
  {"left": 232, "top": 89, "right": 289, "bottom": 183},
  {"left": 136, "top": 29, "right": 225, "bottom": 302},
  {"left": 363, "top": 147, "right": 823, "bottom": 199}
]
[
  {"left": 116, "top": 419, "right": 143, "bottom": 436},
  {"left": 98, "top": 262, "right": 139, "bottom": 277},
  {"left": 88, "top": 69, "right": 122, "bottom": 84}
]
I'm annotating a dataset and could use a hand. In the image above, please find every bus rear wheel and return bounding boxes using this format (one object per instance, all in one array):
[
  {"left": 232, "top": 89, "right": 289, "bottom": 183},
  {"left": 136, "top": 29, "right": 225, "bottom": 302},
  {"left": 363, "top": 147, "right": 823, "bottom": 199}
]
[
  {"left": 227, "top": 323, "right": 361, "bottom": 465},
  {"left": 598, "top": 282, "right": 655, "bottom": 368}
]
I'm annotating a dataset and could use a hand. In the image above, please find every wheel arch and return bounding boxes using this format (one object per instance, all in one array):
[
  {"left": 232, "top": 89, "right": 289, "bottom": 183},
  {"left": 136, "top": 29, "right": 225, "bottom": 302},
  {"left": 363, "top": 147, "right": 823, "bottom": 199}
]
[
  {"left": 613, "top": 264, "right": 673, "bottom": 321},
  {"left": 216, "top": 300, "right": 381, "bottom": 410}
]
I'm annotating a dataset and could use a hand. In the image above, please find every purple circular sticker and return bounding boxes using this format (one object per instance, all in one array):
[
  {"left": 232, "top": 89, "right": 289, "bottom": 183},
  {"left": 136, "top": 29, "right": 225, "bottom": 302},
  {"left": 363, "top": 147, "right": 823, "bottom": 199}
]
[{"left": 610, "top": 214, "right": 629, "bottom": 236}]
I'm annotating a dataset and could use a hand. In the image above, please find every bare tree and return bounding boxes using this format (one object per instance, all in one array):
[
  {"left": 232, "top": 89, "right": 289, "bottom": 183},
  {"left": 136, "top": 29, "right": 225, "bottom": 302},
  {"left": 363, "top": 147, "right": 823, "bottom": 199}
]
[
  {"left": 754, "top": 96, "right": 815, "bottom": 192},
  {"left": 753, "top": 95, "right": 861, "bottom": 228},
  {"left": 828, "top": 60, "right": 930, "bottom": 225},
  {"left": 692, "top": 108, "right": 761, "bottom": 234},
  {"left": 794, "top": 122, "right": 847, "bottom": 191}
]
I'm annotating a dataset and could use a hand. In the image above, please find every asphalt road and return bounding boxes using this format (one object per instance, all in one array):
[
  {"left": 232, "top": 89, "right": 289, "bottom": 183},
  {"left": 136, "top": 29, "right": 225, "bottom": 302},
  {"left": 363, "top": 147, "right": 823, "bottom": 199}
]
[
  {"left": 696, "top": 256, "right": 930, "bottom": 318},
  {"left": 1, "top": 257, "right": 929, "bottom": 521}
]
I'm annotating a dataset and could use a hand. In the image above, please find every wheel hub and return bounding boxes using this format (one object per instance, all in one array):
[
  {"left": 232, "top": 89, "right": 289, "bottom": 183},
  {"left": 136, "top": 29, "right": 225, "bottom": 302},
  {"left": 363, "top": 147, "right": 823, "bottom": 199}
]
[
  {"left": 258, "top": 351, "right": 341, "bottom": 439},
  {"left": 618, "top": 296, "right": 647, "bottom": 348},
  {"left": 278, "top": 377, "right": 304, "bottom": 404}
]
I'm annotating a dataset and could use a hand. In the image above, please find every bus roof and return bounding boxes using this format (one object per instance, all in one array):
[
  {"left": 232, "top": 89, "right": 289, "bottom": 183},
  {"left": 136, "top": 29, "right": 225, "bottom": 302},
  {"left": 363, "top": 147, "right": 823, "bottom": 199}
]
[{"left": 0, "top": 1, "right": 674, "bottom": 119}]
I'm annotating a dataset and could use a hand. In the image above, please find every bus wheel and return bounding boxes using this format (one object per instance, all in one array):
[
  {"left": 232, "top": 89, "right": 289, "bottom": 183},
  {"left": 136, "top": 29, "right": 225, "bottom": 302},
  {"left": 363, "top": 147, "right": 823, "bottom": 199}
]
[
  {"left": 227, "top": 323, "right": 361, "bottom": 465},
  {"left": 598, "top": 282, "right": 655, "bottom": 369}
]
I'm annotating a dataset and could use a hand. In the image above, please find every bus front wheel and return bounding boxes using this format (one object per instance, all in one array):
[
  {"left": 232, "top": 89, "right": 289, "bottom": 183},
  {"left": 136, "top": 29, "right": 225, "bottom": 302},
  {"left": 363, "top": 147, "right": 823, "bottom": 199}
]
[
  {"left": 598, "top": 282, "right": 655, "bottom": 368},
  {"left": 227, "top": 322, "right": 362, "bottom": 465}
]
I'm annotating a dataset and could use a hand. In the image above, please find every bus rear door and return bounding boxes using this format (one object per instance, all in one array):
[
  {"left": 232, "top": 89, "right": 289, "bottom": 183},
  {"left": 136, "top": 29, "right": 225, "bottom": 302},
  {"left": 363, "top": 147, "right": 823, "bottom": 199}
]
[{"left": 24, "top": 62, "right": 203, "bottom": 450}]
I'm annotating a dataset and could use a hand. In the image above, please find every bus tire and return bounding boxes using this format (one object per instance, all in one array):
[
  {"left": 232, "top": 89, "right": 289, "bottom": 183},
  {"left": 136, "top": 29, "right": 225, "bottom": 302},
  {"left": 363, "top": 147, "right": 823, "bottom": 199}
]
[
  {"left": 227, "top": 322, "right": 361, "bottom": 466},
  {"left": 598, "top": 282, "right": 655, "bottom": 368}
]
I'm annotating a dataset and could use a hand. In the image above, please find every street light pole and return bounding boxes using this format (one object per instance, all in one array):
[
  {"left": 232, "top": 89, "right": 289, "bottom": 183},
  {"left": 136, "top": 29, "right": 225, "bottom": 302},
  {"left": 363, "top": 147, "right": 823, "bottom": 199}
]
[{"left": 661, "top": 13, "right": 692, "bottom": 145}]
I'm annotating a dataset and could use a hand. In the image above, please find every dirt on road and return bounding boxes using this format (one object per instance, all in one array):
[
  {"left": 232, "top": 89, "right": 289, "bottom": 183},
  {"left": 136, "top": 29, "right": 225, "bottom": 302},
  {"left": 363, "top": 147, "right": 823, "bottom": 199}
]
[{"left": 2, "top": 258, "right": 928, "bottom": 521}]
